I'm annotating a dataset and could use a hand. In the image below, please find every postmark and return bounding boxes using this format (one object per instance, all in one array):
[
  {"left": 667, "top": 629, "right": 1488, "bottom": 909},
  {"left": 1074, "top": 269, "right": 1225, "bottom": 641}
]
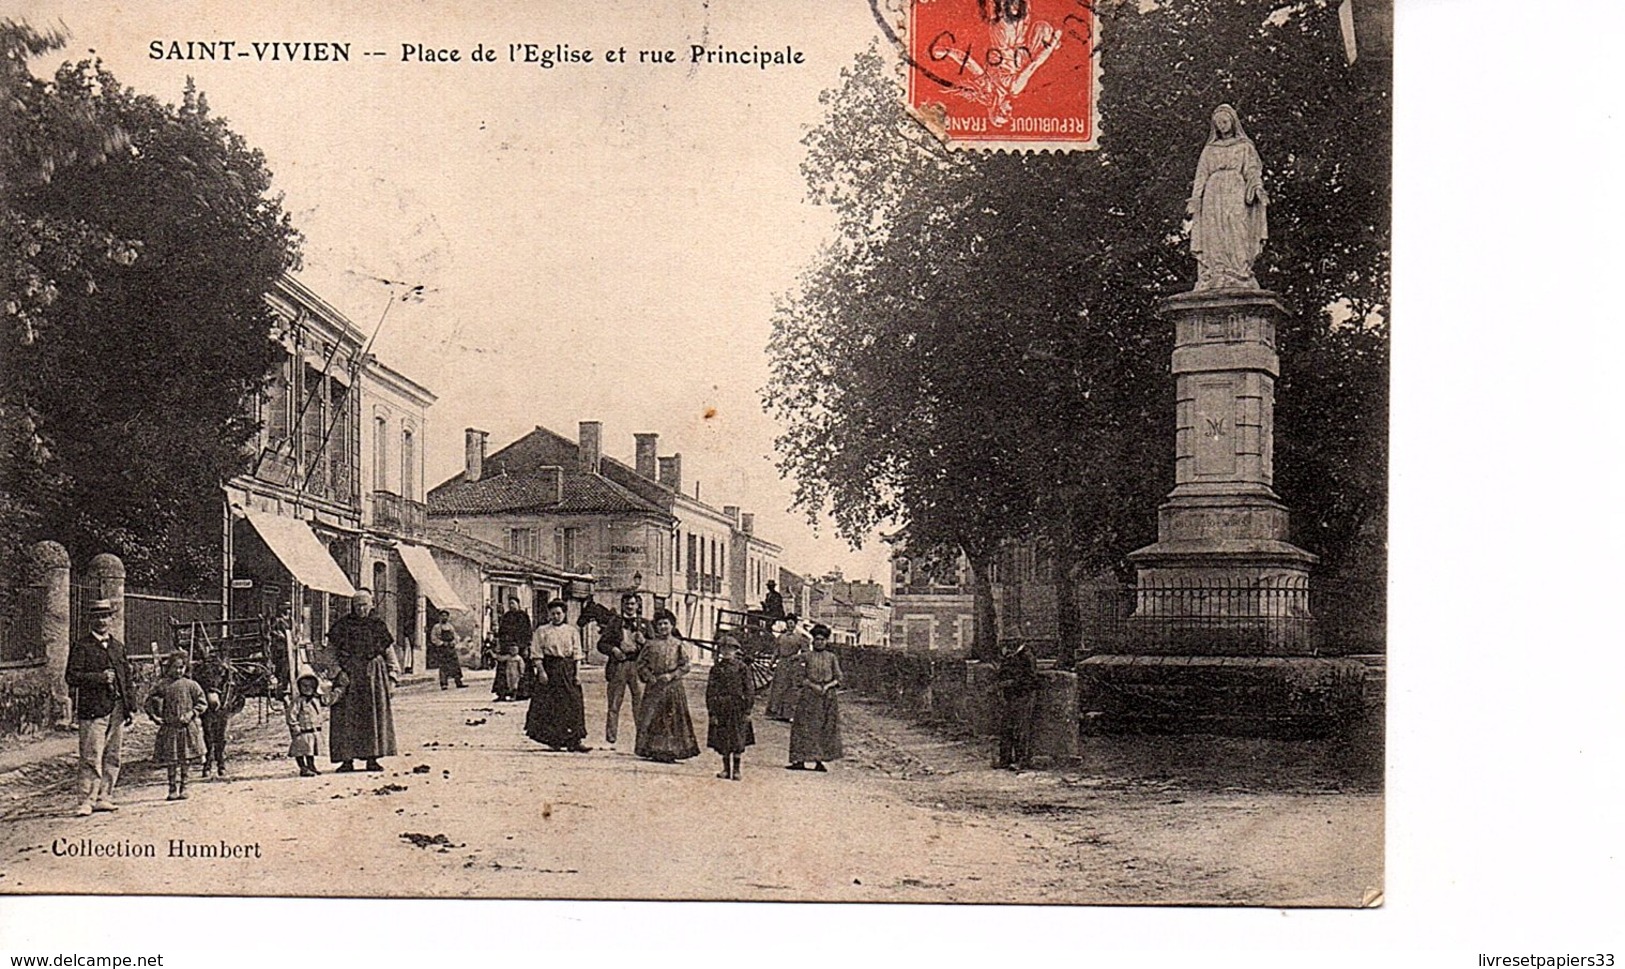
[{"left": 895, "top": 0, "right": 1101, "bottom": 151}]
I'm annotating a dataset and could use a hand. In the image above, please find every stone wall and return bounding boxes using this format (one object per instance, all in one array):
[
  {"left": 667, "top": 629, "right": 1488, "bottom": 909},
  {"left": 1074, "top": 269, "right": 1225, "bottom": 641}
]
[
  {"left": 834, "top": 647, "right": 1078, "bottom": 764},
  {"left": 1076, "top": 655, "right": 1371, "bottom": 739}
]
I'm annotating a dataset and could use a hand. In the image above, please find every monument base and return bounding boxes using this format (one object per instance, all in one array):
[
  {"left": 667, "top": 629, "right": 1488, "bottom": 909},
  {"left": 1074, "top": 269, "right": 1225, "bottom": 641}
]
[{"left": 1124, "top": 284, "right": 1320, "bottom": 657}]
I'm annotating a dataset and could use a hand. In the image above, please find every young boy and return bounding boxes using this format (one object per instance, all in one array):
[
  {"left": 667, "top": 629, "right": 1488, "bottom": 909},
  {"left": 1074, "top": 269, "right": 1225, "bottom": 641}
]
[{"left": 705, "top": 635, "right": 755, "bottom": 780}]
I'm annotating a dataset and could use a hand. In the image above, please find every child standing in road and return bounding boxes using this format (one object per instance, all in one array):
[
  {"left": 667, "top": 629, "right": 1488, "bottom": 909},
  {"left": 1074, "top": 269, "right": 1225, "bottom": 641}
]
[
  {"left": 705, "top": 635, "right": 755, "bottom": 780},
  {"left": 286, "top": 666, "right": 327, "bottom": 776},
  {"left": 145, "top": 651, "right": 207, "bottom": 801}
]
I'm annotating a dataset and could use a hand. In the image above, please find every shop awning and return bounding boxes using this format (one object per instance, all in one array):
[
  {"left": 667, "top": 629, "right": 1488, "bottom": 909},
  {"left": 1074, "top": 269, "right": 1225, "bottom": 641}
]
[
  {"left": 241, "top": 509, "right": 357, "bottom": 596},
  {"left": 397, "top": 543, "right": 469, "bottom": 612}
]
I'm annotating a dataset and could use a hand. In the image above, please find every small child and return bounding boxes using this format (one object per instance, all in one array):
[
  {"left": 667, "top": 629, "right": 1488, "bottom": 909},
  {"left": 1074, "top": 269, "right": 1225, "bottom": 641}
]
[
  {"left": 704, "top": 636, "right": 756, "bottom": 780},
  {"left": 285, "top": 666, "right": 327, "bottom": 776},
  {"left": 195, "top": 653, "right": 237, "bottom": 779},
  {"left": 145, "top": 651, "right": 207, "bottom": 801}
]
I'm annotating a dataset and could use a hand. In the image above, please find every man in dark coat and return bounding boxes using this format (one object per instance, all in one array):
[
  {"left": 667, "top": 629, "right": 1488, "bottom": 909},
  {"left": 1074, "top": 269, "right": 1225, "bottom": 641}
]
[
  {"left": 327, "top": 589, "right": 398, "bottom": 772},
  {"left": 761, "top": 581, "right": 785, "bottom": 620},
  {"left": 65, "top": 598, "right": 138, "bottom": 816},
  {"left": 995, "top": 641, "right": 1041, "bottom": 771}
]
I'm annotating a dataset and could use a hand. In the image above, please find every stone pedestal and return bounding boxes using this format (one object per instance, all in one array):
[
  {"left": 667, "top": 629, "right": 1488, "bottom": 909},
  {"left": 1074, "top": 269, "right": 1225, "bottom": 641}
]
[
  {"left": 1126, "top": 288, "right": 1317, "bottom": 655},
  {"left": 1082, "top": 290, "right": 1350, "bottom": 735}
]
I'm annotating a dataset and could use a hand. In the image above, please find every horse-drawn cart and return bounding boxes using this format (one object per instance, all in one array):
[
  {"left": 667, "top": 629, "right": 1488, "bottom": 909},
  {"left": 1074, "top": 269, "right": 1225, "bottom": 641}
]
[{"left": 684, "top": 608, "right": 781, "bottom": 690}]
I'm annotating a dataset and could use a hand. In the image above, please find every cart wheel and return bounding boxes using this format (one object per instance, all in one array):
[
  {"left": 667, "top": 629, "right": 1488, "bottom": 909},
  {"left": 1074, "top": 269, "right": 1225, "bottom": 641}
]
[{"left": 747, "top": 653, "right": 775, "bottom": 691}]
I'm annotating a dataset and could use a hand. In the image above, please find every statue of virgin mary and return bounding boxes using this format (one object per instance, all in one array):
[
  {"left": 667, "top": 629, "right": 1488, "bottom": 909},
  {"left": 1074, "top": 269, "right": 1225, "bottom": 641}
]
[{"left": 1185, "top": 104, "right": 1269, "bottom": 291}]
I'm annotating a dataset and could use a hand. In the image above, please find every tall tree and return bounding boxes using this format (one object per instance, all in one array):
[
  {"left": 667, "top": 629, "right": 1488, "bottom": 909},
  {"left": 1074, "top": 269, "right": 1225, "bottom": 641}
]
[
  {"left": 768, "top": 0, "right": 1389, "bottom": 660},
  {"left": 3, "top": 40, "right": 301, "bottom": 592}
]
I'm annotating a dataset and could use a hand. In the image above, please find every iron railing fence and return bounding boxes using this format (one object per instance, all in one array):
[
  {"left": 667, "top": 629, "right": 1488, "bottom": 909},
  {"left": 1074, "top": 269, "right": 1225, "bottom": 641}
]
[{"left": 0, "top": 585, "right": 47, "bottom": 668}]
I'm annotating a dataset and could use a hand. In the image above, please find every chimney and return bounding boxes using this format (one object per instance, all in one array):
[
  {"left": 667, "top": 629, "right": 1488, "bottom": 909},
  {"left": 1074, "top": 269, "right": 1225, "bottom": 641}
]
[
  {"left": 657, "top": 454, "right": 682, "bottom": 493},
  {"left": 723, "top": 505, "right": 741, "bottom": 527},
  {"left": 537, "top": 466, "right": 564, "bottom": 504},
  {"left": 578, "top": 421, "right": 602, "bottom": 474},
  {"left": 464, "top": 428, "right": 489, "bottom": 482},
  {"left": 740, "top": 512, "right": 755, "bottom": 536},
  {"left": 634, "top": 433, "right": 659, "bottom": 479}
]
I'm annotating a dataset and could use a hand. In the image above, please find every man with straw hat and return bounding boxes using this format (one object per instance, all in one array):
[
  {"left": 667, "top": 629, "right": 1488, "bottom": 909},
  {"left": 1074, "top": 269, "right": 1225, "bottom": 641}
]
[{"left": 64, "top": 598, "right": 138, "bottom": 816}]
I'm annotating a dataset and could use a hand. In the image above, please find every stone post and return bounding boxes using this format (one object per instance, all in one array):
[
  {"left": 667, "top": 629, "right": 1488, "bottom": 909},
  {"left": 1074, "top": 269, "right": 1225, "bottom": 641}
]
[
  {"left": 85, "top": 553, "right": 126, "bottom": 644},
  {"left": 966, "top": 660, "right": 999, "bottom": 737},
  {"left": 1029, "top": 669, "right": 1080, "bottom": 766},
  {"left": 32, "top": 542, "right": 72, "bottom": 728}
]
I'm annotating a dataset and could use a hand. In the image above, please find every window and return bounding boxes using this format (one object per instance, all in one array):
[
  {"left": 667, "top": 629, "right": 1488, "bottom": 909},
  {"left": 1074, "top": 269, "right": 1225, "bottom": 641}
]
[
  {"left": 264, "top": 357, "right": 292, "bottom": 452},
  {"left": 686, "top": 533, "right": 697, "bottom": 575},
  {"left": 654, "top": 530, "right": 665, "bottom": 575},
  {"left": 302, "top": 364, "right": 327, "bottom": 479},
  {"left": 508, "top": 528, "right": 539, "bottom": 561},
  {"left": 401, "top": 426, "right": 416, "bottom": 500},
  {"left": 373, "top": 417, "right": 388, "bottom": 491},
  {"left": 562, "top": 527, "right": 579, "bottom": 569},
  {"left": 905, "top": 616, "right": 934, "bottom": 651}
]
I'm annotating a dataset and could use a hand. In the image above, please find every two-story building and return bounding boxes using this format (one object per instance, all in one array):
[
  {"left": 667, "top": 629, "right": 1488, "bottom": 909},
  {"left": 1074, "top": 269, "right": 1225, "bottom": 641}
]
[
  {"left": 428, "top": 423, "right": 786, "bottom": 644},
  {"left": 427, "top": 424, "right": 676, "bottom": 621},
  {"left": 357, "top": 358, "right": 465, "bottom": 673},
  {"left": 803, "top": 573, "right": 891, "bottom": 647},
  {"left": 596, "top": 433, "right": 783, "bottom": 641},
  {"left": 224, "top": 277, "right": 365, "bottom": 646},
  {"left": 224, "top": 276, "right": 459, "bottom": 669},
  {"left": 889, "top": 547, "right": 977, "bottom": 652},
  {"left": 725, "top": 507, "right": 783, "bottom": 618}
]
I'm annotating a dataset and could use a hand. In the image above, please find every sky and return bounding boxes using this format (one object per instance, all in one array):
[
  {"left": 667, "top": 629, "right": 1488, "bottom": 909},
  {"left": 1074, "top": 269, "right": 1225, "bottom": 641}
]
[{"left": 17, "top": 0, "right": 895, "bottom": 584}]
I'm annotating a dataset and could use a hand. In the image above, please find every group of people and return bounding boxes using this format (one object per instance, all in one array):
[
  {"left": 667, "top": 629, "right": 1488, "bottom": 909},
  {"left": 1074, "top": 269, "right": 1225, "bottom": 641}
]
[
  {"left": 64, "top": 588, "right": 402, "bottom": 816},
  {"left": 62, "top": 584, "right": 1042, "bottom": 816},
  {"left": 488, "top": 591, "right": 846, "bottom": 779}
]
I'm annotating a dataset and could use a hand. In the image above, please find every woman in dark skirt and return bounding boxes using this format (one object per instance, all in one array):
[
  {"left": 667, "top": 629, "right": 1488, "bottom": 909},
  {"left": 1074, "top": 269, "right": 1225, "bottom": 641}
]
[
  {"left": 705, "top": 635, "right": 755, "bottom": 780},
  {"left": 634, "top": 609, "right": 700, "bottom": 763},
  {"left": 524, "top": 600, "right": 591, "bottom": 752},
  {"left": 787, "top": 624, "right": 843, "bottom": 772}
]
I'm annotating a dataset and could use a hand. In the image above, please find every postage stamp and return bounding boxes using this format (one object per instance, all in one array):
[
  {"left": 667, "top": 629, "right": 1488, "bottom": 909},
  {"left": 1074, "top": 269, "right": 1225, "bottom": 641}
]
[{"left": 904, "top": 0, "right": 1101, "bottom": 150}]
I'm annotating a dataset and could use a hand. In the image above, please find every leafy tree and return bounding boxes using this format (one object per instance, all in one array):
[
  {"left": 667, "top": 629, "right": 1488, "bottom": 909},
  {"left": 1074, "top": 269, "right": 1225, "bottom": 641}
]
[
  {"left": 767, "top": 0, "right": 1389, "bottom": 662},
  {"left": 3, "top": 32, "right": 301, "bottom": 592}
]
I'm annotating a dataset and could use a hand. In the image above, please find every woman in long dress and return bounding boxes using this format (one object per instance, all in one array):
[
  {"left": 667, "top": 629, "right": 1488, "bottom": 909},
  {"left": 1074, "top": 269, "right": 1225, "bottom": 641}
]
[
  {"left": 524, "top": 600, "right": 591, "bottom": 752},
  {"left": 1186, "top": 103, "right": 1269, "bottom": 291},
  {"left": 787, "top": 624, "right": 843, "bottom": 772},
  {"left": 327, "top": 589, "right": 398, "bottom": 772},
  {"left": 634, "top": 609, "right": 700, "bottom": 763},
  {"left": 764, "top": 614, "right": 808, "bottom": 721}
]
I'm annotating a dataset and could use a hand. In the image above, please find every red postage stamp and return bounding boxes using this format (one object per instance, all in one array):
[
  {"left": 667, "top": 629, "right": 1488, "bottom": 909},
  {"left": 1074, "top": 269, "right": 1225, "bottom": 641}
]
[{"left": 905, "top": 0, "right": 1100, "bottom": 151}]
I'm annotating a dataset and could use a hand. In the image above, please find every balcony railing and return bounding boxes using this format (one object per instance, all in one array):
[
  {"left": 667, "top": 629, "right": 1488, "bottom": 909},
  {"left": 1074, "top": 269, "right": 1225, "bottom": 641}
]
[
  {"left": 685, "top": 572, "right": 724, "bottom": 596},
  {"left": 371, "top": 490, "right": 426, "bottom": 538}
]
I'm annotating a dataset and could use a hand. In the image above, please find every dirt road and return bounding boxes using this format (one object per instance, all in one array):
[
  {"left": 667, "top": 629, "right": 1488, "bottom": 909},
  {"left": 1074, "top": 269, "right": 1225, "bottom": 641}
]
[{"left": 0, "top": 666, "right": 1380, "bottom": 905}]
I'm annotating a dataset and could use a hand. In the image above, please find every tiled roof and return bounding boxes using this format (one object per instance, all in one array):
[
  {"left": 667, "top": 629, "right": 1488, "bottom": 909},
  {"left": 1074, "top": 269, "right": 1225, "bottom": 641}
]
[
  {"left": 424, "top": 526, "right": 587, "bottom": 580},
  {"left": 427, "top": 427, "right": 672, "bottom": 519},
  {"left": 598, "top": 457, "right": 675, "bottom": 509}
]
